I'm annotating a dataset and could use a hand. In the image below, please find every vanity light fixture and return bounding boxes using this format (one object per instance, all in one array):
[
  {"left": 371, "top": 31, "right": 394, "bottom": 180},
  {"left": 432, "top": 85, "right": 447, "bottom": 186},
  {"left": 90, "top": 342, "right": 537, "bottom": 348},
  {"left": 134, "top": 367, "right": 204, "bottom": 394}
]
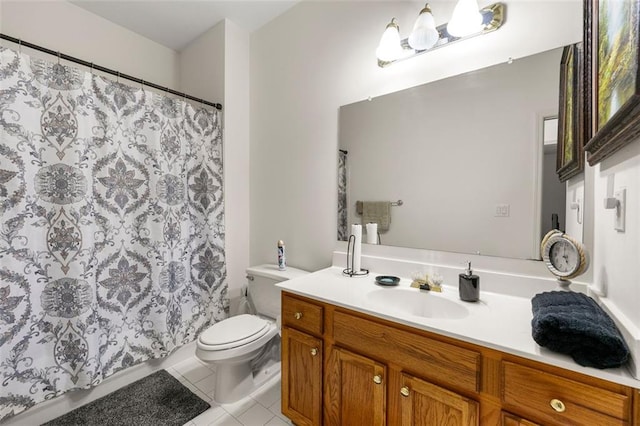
[
  {"left": 376, "top": 2, "right": 506, "bottom": 68},
  {"left": 408, "top": 4, "right": 439, "bottom": 51},
  {"left": 447, "top": 0, "right": 484, "bottom": 37},
  {"left": 375, "top": 18, "right": 405, "bottom": 62}
]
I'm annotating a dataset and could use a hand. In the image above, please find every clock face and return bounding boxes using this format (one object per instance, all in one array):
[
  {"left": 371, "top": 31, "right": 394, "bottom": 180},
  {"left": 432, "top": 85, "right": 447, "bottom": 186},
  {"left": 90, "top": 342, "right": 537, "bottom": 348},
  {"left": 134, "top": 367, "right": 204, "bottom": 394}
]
[{"left": 549, "top": 239, "right": 579, "bottom": 274}]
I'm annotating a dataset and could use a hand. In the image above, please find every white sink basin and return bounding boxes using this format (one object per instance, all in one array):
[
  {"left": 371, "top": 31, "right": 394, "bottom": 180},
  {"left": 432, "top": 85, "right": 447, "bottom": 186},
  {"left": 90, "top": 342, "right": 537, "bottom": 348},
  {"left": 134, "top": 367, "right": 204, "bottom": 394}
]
[{"left": 365, "top": 288, "right": 469, "bottom": 320}]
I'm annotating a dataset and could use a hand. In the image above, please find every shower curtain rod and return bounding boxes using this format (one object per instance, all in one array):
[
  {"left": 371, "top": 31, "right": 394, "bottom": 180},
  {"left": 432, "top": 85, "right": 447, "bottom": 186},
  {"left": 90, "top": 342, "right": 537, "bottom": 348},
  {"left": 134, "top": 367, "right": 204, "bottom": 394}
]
[{"left": 0, "top": 33, "right": 223, "bottom": 110}]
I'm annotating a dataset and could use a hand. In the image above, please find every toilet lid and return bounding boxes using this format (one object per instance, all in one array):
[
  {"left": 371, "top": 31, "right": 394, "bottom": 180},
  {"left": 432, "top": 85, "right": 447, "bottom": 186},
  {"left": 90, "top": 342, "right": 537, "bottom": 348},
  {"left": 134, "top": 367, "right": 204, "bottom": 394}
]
[{"left": 199, "top": 314, "right": 270, "bottom": 347}]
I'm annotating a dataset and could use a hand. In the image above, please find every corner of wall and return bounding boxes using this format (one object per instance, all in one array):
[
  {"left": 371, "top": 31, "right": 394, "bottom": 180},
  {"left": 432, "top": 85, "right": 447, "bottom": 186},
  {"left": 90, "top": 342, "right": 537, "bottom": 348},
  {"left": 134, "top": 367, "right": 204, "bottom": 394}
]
[{"left": 218, "top": 19, "right": 251, "bottom": 306}]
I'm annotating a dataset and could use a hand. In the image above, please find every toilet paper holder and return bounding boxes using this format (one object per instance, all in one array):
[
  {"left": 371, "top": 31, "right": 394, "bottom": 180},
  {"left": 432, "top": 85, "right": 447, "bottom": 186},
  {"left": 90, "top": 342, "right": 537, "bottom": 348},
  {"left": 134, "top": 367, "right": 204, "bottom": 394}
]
[{"left": 343, "top": 234, "right": 369, "bottom": 277}]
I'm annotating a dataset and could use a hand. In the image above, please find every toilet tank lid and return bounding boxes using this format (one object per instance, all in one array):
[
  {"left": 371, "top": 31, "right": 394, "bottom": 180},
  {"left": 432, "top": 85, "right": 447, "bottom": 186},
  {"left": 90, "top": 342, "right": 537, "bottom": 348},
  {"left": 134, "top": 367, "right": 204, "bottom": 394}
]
[{"left": 246, "top": 264, "right": 309, "bottom": 281}]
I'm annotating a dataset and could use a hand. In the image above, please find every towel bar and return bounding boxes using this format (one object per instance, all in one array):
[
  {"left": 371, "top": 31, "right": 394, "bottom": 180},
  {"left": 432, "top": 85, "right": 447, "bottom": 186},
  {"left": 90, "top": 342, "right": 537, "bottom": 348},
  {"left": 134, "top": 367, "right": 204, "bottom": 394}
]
[{"left": 355, "top": 200, "right": 402, "bottom": 215}]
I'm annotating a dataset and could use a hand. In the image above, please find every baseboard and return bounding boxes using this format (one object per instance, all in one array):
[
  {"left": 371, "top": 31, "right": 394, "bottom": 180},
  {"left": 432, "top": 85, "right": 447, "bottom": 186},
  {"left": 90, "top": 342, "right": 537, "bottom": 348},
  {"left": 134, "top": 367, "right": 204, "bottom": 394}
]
[{"left": 2, "top": 341, "right": 197, "bottom": 426}]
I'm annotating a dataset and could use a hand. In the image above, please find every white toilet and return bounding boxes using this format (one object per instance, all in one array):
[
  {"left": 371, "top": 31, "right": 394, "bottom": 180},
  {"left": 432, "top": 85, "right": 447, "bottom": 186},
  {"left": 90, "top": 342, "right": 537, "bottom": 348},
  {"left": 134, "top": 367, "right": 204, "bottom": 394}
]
[{"left": 196, "top": 264, "right": 308, "bottom": 403}]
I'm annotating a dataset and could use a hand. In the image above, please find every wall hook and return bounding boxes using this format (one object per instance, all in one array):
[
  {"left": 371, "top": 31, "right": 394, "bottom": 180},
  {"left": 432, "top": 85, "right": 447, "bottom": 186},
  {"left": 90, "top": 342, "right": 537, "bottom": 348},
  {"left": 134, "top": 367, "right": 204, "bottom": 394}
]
[{"left": 569, "top": 200, "right": 582, "bottom": 224}]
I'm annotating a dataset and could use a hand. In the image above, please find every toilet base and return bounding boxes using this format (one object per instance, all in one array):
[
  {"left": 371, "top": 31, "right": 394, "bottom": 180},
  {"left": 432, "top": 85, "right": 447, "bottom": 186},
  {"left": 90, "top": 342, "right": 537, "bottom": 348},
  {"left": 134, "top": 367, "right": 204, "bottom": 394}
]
[
  {"left": 214, "top": 362, "right": 253, "bottom": 404},
  {"left": 213, "top": 360, "right": 281, "bottom": 404}
]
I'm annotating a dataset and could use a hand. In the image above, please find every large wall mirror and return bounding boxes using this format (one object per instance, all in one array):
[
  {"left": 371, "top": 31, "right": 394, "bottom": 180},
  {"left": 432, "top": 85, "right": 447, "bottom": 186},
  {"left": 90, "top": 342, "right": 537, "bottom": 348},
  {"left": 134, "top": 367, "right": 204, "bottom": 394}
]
[{"left": 338, "top": 45, "right": 581, "bottom": 260}]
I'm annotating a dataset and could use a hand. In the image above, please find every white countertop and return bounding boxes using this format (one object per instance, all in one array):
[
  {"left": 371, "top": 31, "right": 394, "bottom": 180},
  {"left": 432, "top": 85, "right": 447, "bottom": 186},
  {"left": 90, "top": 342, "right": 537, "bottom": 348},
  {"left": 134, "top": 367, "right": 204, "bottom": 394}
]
[{"left": 277, "top": 266, "right": 640, "bottom": 389}]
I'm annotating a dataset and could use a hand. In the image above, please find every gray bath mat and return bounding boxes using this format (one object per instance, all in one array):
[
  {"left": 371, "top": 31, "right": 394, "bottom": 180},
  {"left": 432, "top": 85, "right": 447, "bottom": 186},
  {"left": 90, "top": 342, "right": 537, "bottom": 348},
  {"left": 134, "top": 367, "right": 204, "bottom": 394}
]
[{"left": 41, "top": 369, "right": 210, "bottom": 426}]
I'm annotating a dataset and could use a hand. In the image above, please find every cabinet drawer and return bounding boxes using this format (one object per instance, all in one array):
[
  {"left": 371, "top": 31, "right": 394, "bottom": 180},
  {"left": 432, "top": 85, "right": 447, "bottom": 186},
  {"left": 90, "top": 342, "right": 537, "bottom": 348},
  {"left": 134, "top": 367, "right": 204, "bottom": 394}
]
[
  {"left": 282, "top": 294, "right": 324, "bottom": 336},
  {"left": 333, "top": 311, "right": 480, "bottom": 393},
  {"left": 502, "top": 361, "right": 630, "bottom": 425}
]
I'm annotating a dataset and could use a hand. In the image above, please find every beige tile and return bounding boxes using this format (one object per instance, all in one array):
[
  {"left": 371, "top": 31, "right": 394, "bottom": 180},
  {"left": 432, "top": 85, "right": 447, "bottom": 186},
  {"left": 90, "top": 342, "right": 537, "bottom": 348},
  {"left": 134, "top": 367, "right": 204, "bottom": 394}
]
[
  {"left": 251, "top": 380, "right": 281, "bottom": 408},
  {"left": 174, "top": 357, "right": 214, "bottom": 384},
  {"left": 166, "top": 366, "right": 184, "bottom": 381},
  {"left": 264, "top": 416, "right": 289, "bottom": 426},
  {"left": 236, "top": 404, "right": 274, "bottom": 426},
  {"left": 191, "top": 405, "right": 227, "bottom": 426},
  {"left": 268, "top": 399, "right": 290, "bottom": 423},
  {"left": 194, "top": 373, "right": 217, "bottom": 395},
  {"left": 209, "top": 413, "right": 243, "bottom": 426},
  {"left": 221, "top": 397, "right": 256, "bottom": 418},
  {"left": 181, "top": 378, "right": 213, "bottom": 402}
]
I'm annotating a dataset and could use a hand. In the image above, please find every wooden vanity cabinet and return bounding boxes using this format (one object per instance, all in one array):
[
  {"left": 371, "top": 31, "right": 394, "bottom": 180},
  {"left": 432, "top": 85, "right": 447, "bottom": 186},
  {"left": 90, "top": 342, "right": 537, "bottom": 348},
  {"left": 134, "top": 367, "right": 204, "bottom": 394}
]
[
  {"left": 281, "top": 291, "right": 639, "bottom": 426},
  {"left": 281, "top": 294, "right": 324, "bottom": 426}
]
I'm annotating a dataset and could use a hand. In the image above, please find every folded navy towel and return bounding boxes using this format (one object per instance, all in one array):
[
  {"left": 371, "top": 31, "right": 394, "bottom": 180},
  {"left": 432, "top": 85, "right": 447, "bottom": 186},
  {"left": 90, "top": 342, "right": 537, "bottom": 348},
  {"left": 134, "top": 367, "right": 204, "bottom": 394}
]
[{"left": 531, "top": 291, "right": 629, "bottom": 369}]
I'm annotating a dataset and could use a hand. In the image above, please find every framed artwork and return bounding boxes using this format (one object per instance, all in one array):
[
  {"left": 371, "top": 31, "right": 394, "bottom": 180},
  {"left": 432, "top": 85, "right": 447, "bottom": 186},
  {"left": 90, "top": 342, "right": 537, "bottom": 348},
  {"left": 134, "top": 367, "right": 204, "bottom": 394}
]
[
  {"left": 557, "top": 43, "right": 585, "bottom": 182},
  {"left": 584, "top": 0, "right": 640, "bottom": 165}
]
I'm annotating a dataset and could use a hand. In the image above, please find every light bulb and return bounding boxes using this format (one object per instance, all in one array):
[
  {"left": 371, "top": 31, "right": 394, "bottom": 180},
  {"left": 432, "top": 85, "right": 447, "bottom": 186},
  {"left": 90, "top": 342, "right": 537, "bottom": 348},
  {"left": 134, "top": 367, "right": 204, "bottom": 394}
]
[
  {"left": 447, "top": 0, "right": 483, "bottom": 38},
  {"left": 408, "top": 4, "right": 440, "bottom": 51},
  {"left": 376, "top": 18, "right": 404, "bottom": 62}
]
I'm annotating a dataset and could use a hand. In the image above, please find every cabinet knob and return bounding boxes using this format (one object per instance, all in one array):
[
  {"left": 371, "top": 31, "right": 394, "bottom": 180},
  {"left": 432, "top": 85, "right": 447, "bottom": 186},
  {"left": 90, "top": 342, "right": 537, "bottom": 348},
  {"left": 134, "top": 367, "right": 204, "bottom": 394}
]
[
  {"left": 294, "top": 312, "right": 303, "bottom": 320},
  {"left": 550, "top": 398, "right": 566, "bottom": 413},
  {"left": 400, "top": 386, "right": 410, "bottom": 397},
  {"left": 310, "top": 347, "right": 318, "bottom": 356},
  {"left": 373, "top": 375, "right": 382, "bottom": 385}
]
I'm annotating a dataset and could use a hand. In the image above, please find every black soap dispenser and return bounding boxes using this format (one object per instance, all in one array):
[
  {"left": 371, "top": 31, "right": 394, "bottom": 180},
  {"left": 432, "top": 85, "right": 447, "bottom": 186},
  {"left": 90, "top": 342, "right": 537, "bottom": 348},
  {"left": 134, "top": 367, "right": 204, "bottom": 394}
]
[{"left": 459, "top": 261, "right": 479, "bottom": 302}]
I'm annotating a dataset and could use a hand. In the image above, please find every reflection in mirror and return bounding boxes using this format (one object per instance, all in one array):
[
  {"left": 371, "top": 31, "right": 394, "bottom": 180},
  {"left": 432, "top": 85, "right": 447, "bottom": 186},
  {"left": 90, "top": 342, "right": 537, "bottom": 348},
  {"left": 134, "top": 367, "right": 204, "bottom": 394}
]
[
  {"left": 541, "top": 117, "right": 566, "bottom": 242},
  {"left": 338, "top": 47, "right": 575, "bottom": 260}
]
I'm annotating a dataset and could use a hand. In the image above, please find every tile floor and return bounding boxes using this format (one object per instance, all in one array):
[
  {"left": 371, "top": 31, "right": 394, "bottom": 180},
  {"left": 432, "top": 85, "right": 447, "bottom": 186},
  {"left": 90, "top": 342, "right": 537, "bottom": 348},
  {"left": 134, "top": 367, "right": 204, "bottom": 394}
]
[{"left": 167, "top": 357, "right": 291, "bottom": 426}]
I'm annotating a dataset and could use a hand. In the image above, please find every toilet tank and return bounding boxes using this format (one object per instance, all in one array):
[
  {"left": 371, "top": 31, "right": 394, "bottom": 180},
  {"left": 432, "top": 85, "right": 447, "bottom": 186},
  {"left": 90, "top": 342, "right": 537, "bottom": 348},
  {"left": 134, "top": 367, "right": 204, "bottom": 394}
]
[{"left": 246, "top": 264, "right": 309, "bottom": 319}]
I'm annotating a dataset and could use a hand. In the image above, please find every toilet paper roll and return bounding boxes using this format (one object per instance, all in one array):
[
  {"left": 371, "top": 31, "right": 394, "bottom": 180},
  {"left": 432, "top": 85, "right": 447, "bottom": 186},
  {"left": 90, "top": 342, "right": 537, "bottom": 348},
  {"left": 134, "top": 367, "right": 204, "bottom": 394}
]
[
  {"left": 366, "top": 223, "right": 378, "bottom": 245},
  {"left": 351, "top": 224, "right": 362, "bottom": 272}
]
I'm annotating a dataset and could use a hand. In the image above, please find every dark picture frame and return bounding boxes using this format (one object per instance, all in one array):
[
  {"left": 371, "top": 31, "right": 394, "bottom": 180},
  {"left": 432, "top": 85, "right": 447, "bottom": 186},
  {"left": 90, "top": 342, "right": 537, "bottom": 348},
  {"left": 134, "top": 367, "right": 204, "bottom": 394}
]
[
  {"left": 584, "top": 0, "right": 640, "bottom": 165},
  {"left": 557, "top": 43, "right": 585, "bottom": 182}
]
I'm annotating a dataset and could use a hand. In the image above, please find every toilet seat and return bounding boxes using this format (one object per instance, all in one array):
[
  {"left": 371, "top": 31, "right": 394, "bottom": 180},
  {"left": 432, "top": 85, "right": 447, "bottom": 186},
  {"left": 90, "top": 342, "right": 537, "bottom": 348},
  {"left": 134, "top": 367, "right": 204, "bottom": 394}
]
[{"left": 198, "top": 314, "right": 271, "bottom": 351}]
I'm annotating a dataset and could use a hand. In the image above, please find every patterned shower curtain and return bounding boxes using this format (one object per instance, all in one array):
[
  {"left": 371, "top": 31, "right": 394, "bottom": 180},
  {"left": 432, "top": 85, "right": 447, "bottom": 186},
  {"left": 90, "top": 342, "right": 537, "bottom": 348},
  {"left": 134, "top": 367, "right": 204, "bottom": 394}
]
[
  {"left": 337, "top": 150, "right": 348, "bottom": 241},
  {"left": 0, "top": 48, "right": 227, "bottom": 421}
]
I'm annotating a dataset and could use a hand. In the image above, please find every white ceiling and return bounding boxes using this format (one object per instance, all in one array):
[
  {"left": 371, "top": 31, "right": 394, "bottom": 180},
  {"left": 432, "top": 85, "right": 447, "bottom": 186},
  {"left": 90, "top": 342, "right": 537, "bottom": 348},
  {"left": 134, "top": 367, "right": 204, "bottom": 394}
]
[{"left": 71, "top": 0, "right": 300, "bottom": 51}]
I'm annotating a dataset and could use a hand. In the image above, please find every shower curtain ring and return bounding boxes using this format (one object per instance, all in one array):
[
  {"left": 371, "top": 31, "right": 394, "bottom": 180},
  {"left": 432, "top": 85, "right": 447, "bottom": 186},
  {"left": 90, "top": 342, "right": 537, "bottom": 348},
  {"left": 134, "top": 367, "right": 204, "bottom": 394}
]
[
  {"left": 117, "top": 71, "right": 120, "bottom": 83},
  {"left": 57, "top": 51, "right": 61, "bottom": 64},
  {"left": 90, "top": 63, "right": 94, "bottom": 74},
  {"left": 18, "top": 39, "right": 22, "bottom": 53}
]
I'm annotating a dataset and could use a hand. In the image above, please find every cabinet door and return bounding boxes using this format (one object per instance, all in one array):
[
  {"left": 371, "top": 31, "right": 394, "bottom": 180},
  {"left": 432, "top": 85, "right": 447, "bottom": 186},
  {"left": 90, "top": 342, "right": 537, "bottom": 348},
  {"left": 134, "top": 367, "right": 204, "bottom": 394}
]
[
  {"left": 502, "top": 412, "right": 541, "bottom": 426},
  {"left": 281, "top": 326, "right": 323, "bottom": 426},
  {"left": 399, "top": 373, "right": 478, "bottom": 426},
  {"left": 325, "top": 346, "right": 386, "bottom": 426}
]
